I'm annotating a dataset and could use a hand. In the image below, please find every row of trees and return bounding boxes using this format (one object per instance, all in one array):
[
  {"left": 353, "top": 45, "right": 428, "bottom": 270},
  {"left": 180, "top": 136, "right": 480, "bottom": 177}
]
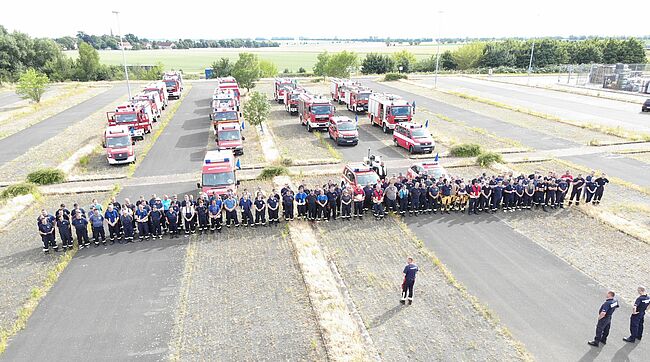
[
  {"left": 361, "top": 37, "right": 648, "bottom": 74},
  {"left": 210, "top": 53, "right": 278, "bottom": 91}
]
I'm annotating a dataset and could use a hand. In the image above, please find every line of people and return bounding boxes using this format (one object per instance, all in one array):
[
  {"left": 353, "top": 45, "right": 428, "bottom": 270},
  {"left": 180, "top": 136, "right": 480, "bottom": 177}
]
[{"left": 36, "top": 169, "right": 608, "bottom": 253}]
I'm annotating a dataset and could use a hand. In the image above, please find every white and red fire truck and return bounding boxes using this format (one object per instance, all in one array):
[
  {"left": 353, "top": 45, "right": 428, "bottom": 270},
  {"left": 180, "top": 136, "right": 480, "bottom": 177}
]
[
  {"left": 216, "top": 77, "right": 241, "bottom": 102},
  {"left": 368, "top": 93, "right": 413, "bottom": 133},
  {"left": 328, "top": 116, "right": 358, "bottom": 146},
  {"left": 143, "top": 82, "right": 169, "bottom": 109},
  {"left": 342, "top": 84, "right": 372, "bottom": 113},
  {"left": 210, "top": 106, "right": 240, "bottom": 130},
  {"left": 162, "top": 72, "right": 183, "bottom": 99},
  {"left": 132, "top": 92, "right": 161, "bottom": 119},
  {"left": 212, "top": 88, "right": 239, "bottom": 112},
  {"left": 273, "top": 78, "right": 295, "bottom": 103},
  {"left": 215, "top": 121, "right": 244, "bottom": 155},
  {"left": 330, "top": 78, "right": 354, "bottom": 104},
  {"left": 297, "top": 93, "right": 334, "bottom": 132},
  {"left": 341, "top": 162, "right": 380, "bottom": 188},
  {"left": 406, "top": 161, "right": 448, "bottom": 180},
  {"left": 103, "top": 125, "right": 136, "bottom": 165},
  {"left": 107, "top": 100, "right": 154, "bottom": 140},
  {"left": 284, "top": 87, "right": 305, "bottom": 115},
  {"left": 198, "top": 150, "right": 239, "bottom": 197},
  {"left": 392, "top": 122, "right": 435, "bottom": 154}
]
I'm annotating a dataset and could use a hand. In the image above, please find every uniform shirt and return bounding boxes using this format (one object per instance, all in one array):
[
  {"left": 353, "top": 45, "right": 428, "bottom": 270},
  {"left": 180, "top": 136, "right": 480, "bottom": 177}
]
[
  {"left": 325, "top": 191, "right": 336, "bottom": 204},
  {"left": 72, "top": 208, "right": 86, "bottom": 218},
  {"left": 38, "top": 222, "right": 54, "bottom": 235},
  {"left": 37, "top": 214, "right": 56, "bottom": 227},
  {"left": 316, "top": 194, "right": 328, "bottom": 205},
  {"left": 104, "top": 209, "right": 119, "bottom": 223},
  {"left": 72, "top": 217, "right": 88, "bottom": 230},
  {"left": 515, "top": 184, "right": 524, "bottom": 195},
  {"left": 165, "top": 210, "right": 178, "bottom": 223},
  {"left": 557, "top": 180, "right": 568, "bottom": 192},
  {"left": 223, "top": 198, "right": 237, "bottom": 210},
  {"left": 595, "top": 177, "right": 609, "bottom": 189},
  {"left": 151, "top": 209, "right": 163, "bottom": 222},
  {"left": 429, "top": 185, "right": 440, "bottom": 197},
  {"left": 196, "top": 205, "right": 208, "bottom": 217},
  {"left": 634, "top": 294, "right": 650, "bottom": 315},
  {"left": 493, "top": 185, "right": 503, "bottom": 197},
  {"left": 56, "top": 208, "right": 71, "bottom": 221},
  {"left": 239, "top": 198, "right": 253, "bottom": 212},
  {"left": 372, "top": 189, "right": 383, "bottom": 202},
  {"left": 398, "top": 188, "right": 409, "bottom": 200},
  {"left": 295, "top": 192, "right": 307, "bottom": 204},
  {"left": 135, "top": 209, "right": 149, "bottom": 222},
  {"left": 120, "top": 214, "right": 133, "bottom": 226},
  {"left": 254, "top": 199, "right": 266, "bottom": 211},
  {"left": 283, "top": 194, "right": 295, "bottom": 207},
  {"left": 268, "top": 197, "right": 279, "bottom": 210},
  {"left": 341, "top": 194, "right": 352, "bottom": 204},
  {"left": 599, "top": 298, "right": 619, "bottom": 317},
  {"left": 403, "top": 263, "right": 419, "bottom": 281},
  {"left": 353, "top": 188, "right": 365, "bottom": 201},
  {"left": 89, "top": 214, "right": 104, "bottom": 228},
  {"left": 572, "top": 177, "right": 585, "bottom": 189},
  {"left": 441, "top": 184, "right": 451, "bottom": 196},
  {"left": 384, "top": 185, "right": 398, "bottom": 200},
  {"left": 162, "top": 199, "right": 171, "bottom": 211},
  {"left": 410, "top": 187, "right": 421, "bottom": 200},
  {"left": 209, "top": 203, "right": 221, "bottom": 215},
  {"left": 56, "top": 219, "right": 71, "bottom": 231}
]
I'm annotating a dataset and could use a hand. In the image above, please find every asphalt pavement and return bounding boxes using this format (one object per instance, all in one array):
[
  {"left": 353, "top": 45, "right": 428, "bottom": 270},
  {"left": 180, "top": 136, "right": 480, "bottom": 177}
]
[
  {"left": 0, "top": 91, "right": 22, "bottom": 108},
  {"left": 1, "top": 83, "right": 214, "bottom": 360},
  {"left": 418, "top": 76, "right": 650, "bottom": 133},
  {"left": 0, "top": 85, "right": 127, "bottom": 166}
]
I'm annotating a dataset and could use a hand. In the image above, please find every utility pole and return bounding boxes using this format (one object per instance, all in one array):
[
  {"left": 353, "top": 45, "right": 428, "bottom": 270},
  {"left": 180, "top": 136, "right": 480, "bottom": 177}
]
[
  {"left": 113, "top": 10, "right": 132, "bottom": 99},
  {"left": 527, "top": 40, "right": 535, "bottom": 86},
  {"left": 434, "top": 10, "right": 443, "bottom": 88}
]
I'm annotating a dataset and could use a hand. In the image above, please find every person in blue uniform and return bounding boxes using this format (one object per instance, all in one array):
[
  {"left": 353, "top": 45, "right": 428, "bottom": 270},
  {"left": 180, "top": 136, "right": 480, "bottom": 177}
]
[
  {"left": 208, "top": 198, "right": 222, "bottom": 232},
  {"left": 72, "top": 212, "right": 90, "bottom": 248},
  {"left": 568, "top": 174, "right": 585, "bottom": 206},
  {"left": 593, "top": 173, "right": 609, "bottom": 205},
  {"left": 624, "top": 286, "right": 649, "bottom": 343},
  {"left": 120, "top": 208, "right": 135, "bottom": 243},
  {"left": 556, "top": 177, "right": 568, "bottom": 209},
  {"left": 316, "top": 190, "right": 328, "bottom": 221},
  {"left": 340, "top": 189, "right": 352, "bottom": 219},
  {"left": 89, "top": 209, "right": 106, "bottom": 246},
  {"left": 150, "top": 205, "right": 164, "bottom": 239},
  {"left": 104, "top": 204, "right": 119, "bottom": 244},
  {"left": 295, "top": 187, "right": 307, "bottom": 220},
  {"left": 240, "top": 193, "right": 254, "bottom": 227},
  {"left": 400, "top": 257, "right": 419, "bottom": 305},
  {"left": 514, "top": 180, "right": 524, "bottom": 210},
  {"left": 363, "top": 184, "right": 373, "bottom": 213},
  {"left": 135, "top": 204, "right": 150, "bottom": 241},
  {"left": 38, "top": 217, "right": 56, "bottom": 253},
  {"left": 584, "top": 176, "right": 597, "bottom": 204},
  {"left": 588, "top": 291, "right": 619, "bottom": 347},
  {"left": 196, "top": 199, "right": 209, "bottom": 234},
  {"left": 492, "top": 181, "right": 503, "bottom": 213},
  {"left": 56, "top": 214, "right": 73, "bottom": 250},
  {"left": 545, "top": 178, "right": 557, "bottom": 210},
  {"left": 254, "top": 194, "right": 267, "bottom": 226},
  {"left": 410, "top": 182, "right": 421, "bottom": 216},
  {"left": 267, "top": 193, "right": 280, "bottom": 225},
  {"left": 224, "top": 194, "right": 238, "bottom": 227},
  {"left": 428, "top": 182, "right": 440, "bottom": 214},
  {"left": 533, "top": 178, "right": 545, "bottom": 211},
  {"left": 283, "top": 189, "right": 295, "bottom": 221}
]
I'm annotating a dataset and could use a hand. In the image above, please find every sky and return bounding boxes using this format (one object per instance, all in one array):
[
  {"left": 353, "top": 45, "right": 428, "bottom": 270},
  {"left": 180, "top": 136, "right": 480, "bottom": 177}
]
[{"left": 1, "top": 0, "right": 647, "bottom": 40}]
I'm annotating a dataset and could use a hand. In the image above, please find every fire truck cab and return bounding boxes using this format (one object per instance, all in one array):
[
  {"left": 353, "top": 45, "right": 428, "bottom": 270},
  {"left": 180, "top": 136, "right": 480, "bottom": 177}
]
[
  {"left": 107, "top": 100, "right": 154, "bottom": 140},
  {"left": 274, "top": 78, "right": 295, "bottom": 103},
  {"left": 211, "top": 107, "right": 240, "bottom": 131},
  {"left": 298, "top": 93, "right": 334, "bottom": 132},
  {"left": 143, "top": 81, "right": 168, "bottom": 109},
  {"left": 163, "top": 72, "right": 183, "bottom": 99},
  {"left": 393, "top": 122, "right": 435, "bottom": 154},
  {"left": 341, "top": 162, "right": 381, "bottom": 188},
  {"left": 343, "top": 85, "right": 372, "bottom": 113},
  {"left": 217, "top": 77, "right": 241, "bottom": 102},
  {"left": 198, "top": 150, "right": 239, "bottom": 197},
  {"left": 368, "top": 93, "right": 413, "bottom": 133},
  {"left": 284, "top": 87, "right": 305, "bottom": 115},
  {"left": 328, "top": 116, "right": 358, "bottom": 146},
  {"left": 215, "top": 121, "right": 244, "bottom": 155},
  {"left": 103, "top": 125, "right": 136, "bottom": 165},
  {"left": 406, "top": 161, "right": 449, "bottom": 181}
]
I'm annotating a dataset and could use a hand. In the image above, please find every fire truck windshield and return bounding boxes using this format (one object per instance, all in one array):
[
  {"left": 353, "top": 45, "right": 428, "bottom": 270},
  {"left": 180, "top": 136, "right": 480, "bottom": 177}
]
[
  {"left": 218, "top": 130, "right": 241, "bottom": 140},
  {"left": 338, "top": 122, "right": 356, "bottom": 131},
  {"left": 411, "top": 128, "right": 429, "bottom": 138},
  {"left": 106, "top": 136, "right": 130, "bottom": 148},
  {"left": 355, "top": 172, "right": 380, "bottom": 186},
  {"left": 164, "top": 80, "right": 177, "bottom": 88},
  {"left": 202, "top": 172, "right": 235, "bottom": 187},
  {"left": 423, "top": 167, "right": 445, "bottom": 179},
  {"left": 115, "top": 113, "right": 137, "bottom": 123},
  {"left": 213, "top": 111, "right": 238, "bottom": 120},
  {"left": 391, "top": 106, "right": 410, "bottom": 116},
  {"left": 358, "top": 93, "right": 370, "bottom": 100},
  {"left": 312, "top": 105, "right": 332, "bottom": 115}
]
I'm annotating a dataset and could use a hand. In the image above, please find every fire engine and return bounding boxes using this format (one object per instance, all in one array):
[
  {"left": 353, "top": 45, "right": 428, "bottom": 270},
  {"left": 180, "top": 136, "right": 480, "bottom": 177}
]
[
  {"left": 406, "top": 161, "right": 449, "bottom": 181},
  {"left": 107, "top": 100, "right": 154, "bottom": 140},
  {"left": 212, "top": 88, "right": 239, "bottom": 112},
  {"left": 102, "top": 125, "right": 136, "bottom": 165},
  {"left": 215, "top": 121, "right": 244, "bottom": 155},
  {"left": 341, "top": 162, "right": 380, "bottom": 188},
  {"left": 198, "top": 150, "right": 239, "bottom": 197},
  {"left": 368, "top": 93, "right": 413, "bottom": 133},
  {"left": 143, "top": 82, "right": 169, "bottom": 109},
  {"left": 273, "top": 78, "right": 295, "bottom": 103},
  {"left": 297, "top": 93, "right": 334, "bottom": 132},
  {"left": 393, "top": 122, "right": 435, "bottom": 154},
  {"left": 342, "top": 84, "right": 372, "bottom": 113},
  {"left": 328, "top": 116, "right": 358, "bottom": 146},
  {"left": 330, "top": 78, "right": 354, "bottom": 104},
  {"left": 132, "top": 92, "right": 161, "bottom": 119},
  {"left": 216, "top": 77, "right": 241, "bottom": 102},
  {"left": 210, "top": 107, "right": 240, "bottom": 131},
  {"left": 162, "top": 72, "right": 183, "bottom": 99},
  {"left": 284, "top": 87, "right": 305, "bottom": 115}
]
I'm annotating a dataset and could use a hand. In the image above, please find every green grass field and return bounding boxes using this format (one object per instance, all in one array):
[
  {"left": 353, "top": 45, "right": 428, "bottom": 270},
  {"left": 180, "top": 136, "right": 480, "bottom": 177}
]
[{"left": 64, "top": 43, "right": 461, "bottom": 74}]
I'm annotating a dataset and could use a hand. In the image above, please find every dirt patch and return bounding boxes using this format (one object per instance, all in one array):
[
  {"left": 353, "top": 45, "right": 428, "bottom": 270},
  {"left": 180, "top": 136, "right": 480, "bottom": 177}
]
[{"left": 622, "top": 151, "right": 650, "bottom": 165}]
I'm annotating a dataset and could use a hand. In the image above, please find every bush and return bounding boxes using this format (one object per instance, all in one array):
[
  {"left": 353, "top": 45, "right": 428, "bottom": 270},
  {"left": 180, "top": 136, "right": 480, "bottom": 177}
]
[
  {"left": 26, "top": 168, "right": 66, "bottom": 185},
  {"left": 298, "top": 67, "right": 306, "bottom": 73},
  {"left": 383, "top": 73, "right": 407, "bottom": 81},
  {"left": 258, "top": 166, "right": 288, "bottom": 180},
  {"left": 1, "top": 182, "right": 38, "bottom": 200},
  {"left": 449, "top": 143, "right": 482, "bottom": 157},
  {"left": 279, "top": 157, "right": 293, "bottom": 166},
  {"left": 476, "top": 152, "right": 504, "bottom": 167}
]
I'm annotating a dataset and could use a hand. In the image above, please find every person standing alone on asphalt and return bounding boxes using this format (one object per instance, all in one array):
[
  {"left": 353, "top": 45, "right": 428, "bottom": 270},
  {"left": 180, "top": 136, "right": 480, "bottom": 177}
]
[
  {"left": 401, "top": 257, "right": 419, "bottom": 305},
  {"left": 624, "top": 286, "right": 649, "bottom": 343},
  {"left": 588, "top": 291, "right": 619, "bottom": 347}
]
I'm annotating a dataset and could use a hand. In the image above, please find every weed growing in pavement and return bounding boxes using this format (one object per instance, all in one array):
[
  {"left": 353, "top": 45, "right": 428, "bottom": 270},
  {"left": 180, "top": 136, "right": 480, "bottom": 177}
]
[
  {"left": 314, "top": 132, "right": 342, "bottom": 160},
  {"left": 258, "top": 166, "right": 288, "bottom": 180},
  {"left": 27, "top": 168, "right": 66, "bottom": 185},
  {"left": 279, "top": 157, "right": 293, "bottom": 166},
  {"left": 476, "top": 152, "right": 504, "bottom": 167},
  {"left": 0, "top": 182, "right": 39, "bottom": 200},
  {"left": 449, "top": 143, "right": 482, "bottom": 157}
]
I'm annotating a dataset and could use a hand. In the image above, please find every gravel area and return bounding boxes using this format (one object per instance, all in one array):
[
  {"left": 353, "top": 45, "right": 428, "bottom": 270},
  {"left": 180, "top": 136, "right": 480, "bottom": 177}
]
[
  {"left": 623, "top": 151, "right": 650, "bottom": 165},
  {"left": 313, "top": 217, "right": 522, "bottom": 361},
  {"left": 0, "top": 192, "right": 110, "bottom": 336},
  {"left": 393, "top": 81, "right": 626, "bottom": 146},
  {"left": 0, "top": 84, "right": 108, "bottom": 140}
]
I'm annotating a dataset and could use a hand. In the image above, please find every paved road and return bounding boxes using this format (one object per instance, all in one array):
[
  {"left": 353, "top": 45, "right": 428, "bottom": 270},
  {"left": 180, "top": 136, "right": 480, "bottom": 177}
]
[
  {"left": 1, "top": 83, "right": 214, "bottom": 361},
  {"left": 0, "top": 91, "right": 21, "bottom": 108},
  {"left": 417, "top": 76, "right": 650, "bottom": 133},
  {"left": 360, "top": 80, "right": 650, "bottom": 188},
  {"left": 0, "top": 85, "right": 127, "bottom": 166}
]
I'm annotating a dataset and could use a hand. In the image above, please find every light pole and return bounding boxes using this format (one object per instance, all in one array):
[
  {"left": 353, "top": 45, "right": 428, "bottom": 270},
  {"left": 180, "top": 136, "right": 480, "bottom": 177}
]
[
  {"left": 434, "top": 10, "right": 443, "bottom": 88},
  {"left": 527, "top": 40, "right": 535, "bottom": 85},
  {"left": 113, "top": 10, "right": 131, "bottom": 99}
]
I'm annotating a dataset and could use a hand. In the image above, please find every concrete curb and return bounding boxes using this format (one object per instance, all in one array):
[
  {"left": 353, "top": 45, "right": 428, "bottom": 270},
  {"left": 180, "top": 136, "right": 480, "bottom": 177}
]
[{"left": 0, "top": 194, "right": 35, "bottom": 231}]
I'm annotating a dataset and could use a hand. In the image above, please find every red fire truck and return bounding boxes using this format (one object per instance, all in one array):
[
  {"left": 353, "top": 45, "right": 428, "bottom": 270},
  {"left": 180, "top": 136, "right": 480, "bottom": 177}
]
[
  {"left": 163, "top": 72, "right": 183, "bottom": 99},
  {"left": 107, "top": 100, "right": 154, "bottom": 140},
  {"left": 343, "top": 84, "right": 372, "bottom": 113},
  {"left": 392, "top": 122, "right": 435, "bottom": 154},
  {"left": 330, "top": 78, "right": 355, "bottom": 103},
  {"left": 274, "top": 78, "right": 295, "bottom": 103},
  {"left": 103, "top": 125, "right": 136, "bottom": 165},
  {"left": 198, "top": 150, "right": 239, "bottom": 197},
  {"left": 132, "top": 92, "right": 161, "bottom": 120},
  {"left": 143, "top": 82, "right": 168, "bottom": 109},
  {"left": 297, "top": 93, "right": 334, "bottom": 132},
  {"left": 368, "top": 93, "right": 413, "bottom": 133},
  {"left": 284, "top": 87, "right": 305, "bottom": 115},
  {"left": 210, "top": 107, "right": 240, "bottom": 131},
  {"left": 341, "top": 162, "right": 380, "bottom": 188},
  {"left": 212, "top": 88, "right": 239, "bottom": 112},
  {"left": 215, "top": 121, "right": 244, "bottom": 155},
  {"left": 217, "top": 77, "right": 241, "bottom": 102}
]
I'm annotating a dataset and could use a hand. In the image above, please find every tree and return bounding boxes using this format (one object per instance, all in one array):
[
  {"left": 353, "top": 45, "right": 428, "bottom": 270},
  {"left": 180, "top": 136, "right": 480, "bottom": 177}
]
[
  {"left": 440, "top": 50, "right": 458, "bottom": 70},
  {"left": 602, "top": 39, "right": 621, "bottom": 64},
  {"left": 16, "top": 68, "right": 49, "bottom": 103},
  {"left": 619, "top": 38, "right": 647, "bottom": 64},
  {"left": 298, "top": 67, "right": 306, "bottom": 73},
  {"left": 391, "top": 50, "right": 417, "bottom": 72},
  {"left": 231, "top": 52, "right": 261, "bottom": 92},
  {"left": 211, "top": 57, "right": 232, "bottom": 78},
  {"left": 313, "top": 51, "right": 330, "bottom": 77},
  {"left": 242, "top": 91, "right": 270, "bottom": 129},
  {"left": 361, "top": 53, "right": 395, "bottom": 74},
  {"left": 453, "top": 42, "right": 485, "bottom": 70},
  {"left": 259, "top": 60, "right": 278, "bottom": 77},
  {"left": 479, "top": 41, "right": 516, "bottom": 68},
  {"left": 325, "top": 51, "right": 358, "bottom": 78},
  {"left": 76, "top": 41, "right": 100, "bottom": 81}
]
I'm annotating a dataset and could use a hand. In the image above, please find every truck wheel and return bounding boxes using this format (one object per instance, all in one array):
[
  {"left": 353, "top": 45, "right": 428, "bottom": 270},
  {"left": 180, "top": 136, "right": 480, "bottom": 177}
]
[{"left": 382, "top": 123, "right": 388, "bottom": 133}]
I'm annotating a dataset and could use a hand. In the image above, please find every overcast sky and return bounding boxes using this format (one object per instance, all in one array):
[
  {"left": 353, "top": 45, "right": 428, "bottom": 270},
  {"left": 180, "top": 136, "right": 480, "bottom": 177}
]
[{"left": 1, "top": 0, "right": 647, "bottom": 40}]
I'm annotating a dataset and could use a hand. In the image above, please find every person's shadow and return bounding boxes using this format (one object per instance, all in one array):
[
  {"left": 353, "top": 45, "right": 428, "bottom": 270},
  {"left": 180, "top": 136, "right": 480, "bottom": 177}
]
[
  {"left": 611, "top": 342, "right": 638, "bottom": 362},
  {"left": 369, "top": 304, "right": 404, "bottom": 329},
  {"left": 577, "top": 346, "right": 602, "bottom": 362}
]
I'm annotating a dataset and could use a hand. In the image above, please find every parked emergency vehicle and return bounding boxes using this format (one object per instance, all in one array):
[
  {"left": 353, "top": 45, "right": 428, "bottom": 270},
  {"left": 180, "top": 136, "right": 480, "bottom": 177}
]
[
  {"left": 210, "top": 107, "right": 240, "bottom": 130},
  {"left": 393, "top": 122, "right": 435, "bottom": 154},
  {"left": 215, "top": 121, "right": 244, "bottom": 155},
  {"left": 284, "top": 87, "right": 305, "bottom": 115},
  {"left": 406, "top": 161, "right": 449, "bottom": 180},
  {"left": 368, "top": 93, "right": 413, "bottom": 133},
  {"left": 162, "top": 72, "right": 183, "bottom": 99},
  {"left": 297, "top": 93, "right": 334, "bottom": 132},
  {"left": 343, "top": 84, "right": 371, "bottom": 113},
  {"left": 133, "top": 93, "right": 161, "bottom": 119},
  {"left": 212, "top": 88, "right": 239, "bottom": 112},
  {"left": 328, "top": 116, "right": 358, "bottom": 146},
  {"left": 198, "top": 150, "right": 239, "bottom": 197},
  {"left": 102, "top": 125, "right": 136, "bottom": 165},
  {"left": 341, "top": 162, "right": 380, "bottom": 188},
  {"left": 143, "top": 82, "right": 169, "bottom": 109},
  {"left": 273, "top": 78, "right": 295, "bottom": 103},
  {"left": 107, "top": 100, "right": 154, "bottom": 140},
  {"left": 216, "top": 77, "right": 241, "bottom": 102},
  {"left": 330, "top": 78, "right": 354, "bottom": 103}
]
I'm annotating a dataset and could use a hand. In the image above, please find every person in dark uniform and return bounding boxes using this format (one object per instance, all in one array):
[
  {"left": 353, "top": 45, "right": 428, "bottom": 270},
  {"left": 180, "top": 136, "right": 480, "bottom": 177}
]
[
  {"left": 195, "top": 199, "right": 209, "bottom": 234},
  {"left": 151, "top": 205, "right": 164, "bottom": 239},
  {"left": 295, "top": 187, "right": 307, "bottom": 220},
  {"left": 440, "top": 180, "right": 452, "bottom": 214},
  {"left": 223, "top": 194, "right": 238, "bottom": 227},
  {"left": 306, "top": 189, "right": 317, "bottom": 221},
  {"left": 593, "top": 173, "right": 609, "bottom": 205},
  {"left": 584, "top": 176, "right": 597, "bottom": 204},
  {"left": 120, "top": 208, "right": 135, "bottom": 243},
  {"left": 514, "top": 180, "right": 524, "bottom": 210},
  {"left": 556, "top": 177, "right": 568, "bottom": 209},
  {"left": 523, "top": 180, "right": 534, "bottom": 210},
  {"left": 568, "top": 174, "right": 585, "bottom": 206},
  {"left": 363, "top": 184, "right": 373, "bottom": 213},
  {"left": 56, "top": 214, "right": 73, "bottom": 250},
  {"left": 254, "top": 194, "right": 267, "bottom": 226},
  {"left": 410, "top": 182, "right": 421, "bottom": 216},
  {"left": 104, "top": 204, "right": 119, "bottom": 244},
  {"left": 38, "top": 217, "right": 56, "bottom": 253},
  {"left": 479, "top": 181, "right": 491, "bottom": 212},
  {"left": 503, "top": 181, "right": 514, "bottom": 212},
  {"left": 72, "top": 212, "right": 90, "bottom": 248},
  {"left": 166, "top": 207, "right": 179, "bottom": 238},
  {"left": 400, "top": 257, "right": 419, "bottom": 305},
  {"left": 239, "top": 193, "right": 254, "bottom": 227},
  {"left": 428, "top": 182, "right": 440, "bottom": 214},
  {"left": 267, "top": 192, "right": 280, "bottom": 225},
  {"left": 55, "top": 203, "right": 71, "bottom": 222},
  {"left": 283, "top": 189, "right": 295, "bottom": 221},
  {"left": 492, "top": 181, "right": 503, "bottom": 213},
  {"left": 316, "top": 190, "right": 328, "bottom": 221},
  {"left": 135, "top": 204, "right": 150, "bottom": 241},
  {"left": 325, "top": 186, "right": 338, "bottom": 221},
  {"left": 339, "top": 189, "right": 351, "bottom": 219},
  {"left": 533, "top": 178, "right": 545, "bottom": 211},
  {"left": 588, "top": 291, "right": 619, "bottom": 347},
  {"left": 545, "top": 178, "right": 557, "bottom": 210},
  {"left": 624, "top": 286, "right": 649, "bottom": 343}
]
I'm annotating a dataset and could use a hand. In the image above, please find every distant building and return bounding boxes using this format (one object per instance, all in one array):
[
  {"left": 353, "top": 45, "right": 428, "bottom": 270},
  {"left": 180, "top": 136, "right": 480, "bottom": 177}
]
[
  {"left": 142, "top": 42, "right": 152, "bottom": 49},
  {"left": 158, "top": 41, "right": 176, "bottom": 50},
  {"left": 118, "top": 41, "right": 133, "bottom": 50}
]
